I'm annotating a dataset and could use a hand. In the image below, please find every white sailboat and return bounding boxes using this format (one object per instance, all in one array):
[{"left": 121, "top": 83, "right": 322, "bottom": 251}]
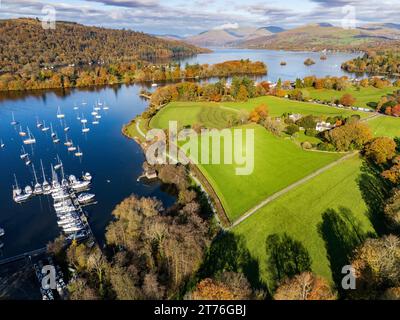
[
  {"left": 0, "top": 139, "right": 5, "bottom": 148},
  {"left": 41, "top": 160, "right": 52, "bottom": 195},
  {"left": 20, "top": 146, "right": 28, "bottom": 159},
  {"left": 32, "top": 164, "right": 43, "bottom": 195},
  {"left": 103, "top": 103, "right": 109, "bottom": 110},
  {"left": 10, "top": 112, "right": 18, "bottom": 126},
  {"left": 19, "top": 125, "right": 27, "bottom": 137},
  {"left": 25, "top": 155, "right": 32, "bottom": 166},
  {"left": 57, "top": 106, "right": 65, "bottom": 119},
  {"left": 23, "top": 127, "right": 36, "bottom": 145},
  {"left": 67, "top": 141, "right": 77, "bottom": 152},
  {"left": 41, "top": 120, "right": 50, "bottom": 132},
  {"left": 36, "top": 117, "right": 43, "bottom": 129},
  {"left": 54, "top": 155, "right": 62, "bottom": 170},
  {"left": 64, "top": 134, "right": 73, "bottom": 147},
  {"left": 80, "top": 114, "right": 87, "bottom": 124},
  {"left": 82, "top": 122, "right": 90, "bottom": 133},
  {"left": 92, "top": 118, "right": 99, "bottom": 125},
  {"left": 50, "top": 123, "right": 56, "bottom": 138},
  {"left": 13, "top": 174, "right": 30, "bottom": 203},
  {"left": 74, "top": 146, "right": 83, "bottom": 157},
  {"left": 63, "top": 120, "right": 70, "bottom": 132}
]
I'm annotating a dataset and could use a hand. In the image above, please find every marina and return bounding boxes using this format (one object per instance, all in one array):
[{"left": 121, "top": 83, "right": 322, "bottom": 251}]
[{"left": 0, "top": 84, "right": 176, "bottom": 260}]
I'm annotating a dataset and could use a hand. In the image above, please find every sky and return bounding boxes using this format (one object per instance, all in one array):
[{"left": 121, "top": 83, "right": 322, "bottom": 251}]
[{"left": 0, "top": 0, "right": 398, "bottom": 36}]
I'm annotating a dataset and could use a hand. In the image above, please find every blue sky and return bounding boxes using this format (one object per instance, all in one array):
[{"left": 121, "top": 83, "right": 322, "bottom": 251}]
[{"left": 0, "top": 0, "right": 398, "bottom": 36}]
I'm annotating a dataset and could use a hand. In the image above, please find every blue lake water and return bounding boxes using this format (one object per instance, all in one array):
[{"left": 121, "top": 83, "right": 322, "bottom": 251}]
[
  {"left": 0, "top": 49, "right": 359, "bottom": 259},
  {"left": 180, "top": 48, "right": 360, "bottom": 82}
]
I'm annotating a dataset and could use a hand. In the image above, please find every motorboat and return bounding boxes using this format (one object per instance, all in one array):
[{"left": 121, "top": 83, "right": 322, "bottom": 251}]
[
  {"left": 83, "top": 172, "right": 92, "bottom": 181},
  {"left": 77, "top": 193, "right": 95, "bottom": 203}
]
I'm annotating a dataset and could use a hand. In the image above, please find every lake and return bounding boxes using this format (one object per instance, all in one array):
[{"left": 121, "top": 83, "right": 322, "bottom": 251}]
[
  {"left": 179, "top": 48, "right": 360, "bottom": 82},
  {"left": 0, "top": 49, "right": 359, "bottom": 259}
]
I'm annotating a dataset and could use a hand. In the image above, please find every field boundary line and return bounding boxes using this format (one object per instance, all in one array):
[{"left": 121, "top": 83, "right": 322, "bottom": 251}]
[{"left": 229, "top": 151, "right": 359, "bottom": 229}]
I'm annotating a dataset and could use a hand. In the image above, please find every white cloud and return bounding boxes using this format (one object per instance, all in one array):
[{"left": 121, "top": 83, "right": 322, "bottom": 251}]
[{"left": 213, "top": 22, "right": 239, "bottom": 30}]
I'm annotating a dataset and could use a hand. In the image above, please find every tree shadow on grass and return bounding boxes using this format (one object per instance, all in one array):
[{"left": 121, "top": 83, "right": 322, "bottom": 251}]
[
  {"left": 357, "top": 160, "right": 392, "bottom": 236},
  {"left": 265, "top": 233, "right": 312, "bottom": 291},
  {"left": 318, "top": 207, "right": 374, "bottom": 296},
  {"left": 198, "top": 231, "right": 265, "bottom": 292}
]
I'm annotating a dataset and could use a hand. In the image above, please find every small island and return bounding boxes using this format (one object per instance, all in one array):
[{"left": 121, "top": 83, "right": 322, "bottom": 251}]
[{"left": 304, "top": 58, "right": 316, "bottom": 66}]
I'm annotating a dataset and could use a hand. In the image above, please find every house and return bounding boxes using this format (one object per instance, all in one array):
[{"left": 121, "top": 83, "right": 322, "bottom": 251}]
[
  {"left": 316, "top": 121, "right": 334, "bottom": 132},
  {"left": 289, "top": 114, "right": 302, "bottom": 122}
]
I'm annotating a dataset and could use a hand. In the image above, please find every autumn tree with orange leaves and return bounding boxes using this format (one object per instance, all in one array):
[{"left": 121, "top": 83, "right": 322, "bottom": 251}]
[{"left": 274, "top": 272, "right": 336, "bottom": 300}]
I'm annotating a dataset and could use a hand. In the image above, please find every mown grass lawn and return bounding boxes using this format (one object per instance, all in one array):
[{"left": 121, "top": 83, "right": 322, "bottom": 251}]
[
  {"left": 303, "top": 86, "right": 399, "bottom": 109},
  {"left": 181, "top": 124, "right": 342, "bottom": 221},
  {"left": 233, "top": 156, "right": 376, "bottom": 288},
  {"left": 367, "top": 116, "right": 400, "bottom": 138},
  {"left": 149, "top": 96, "right": 368, "bottom": 131}
]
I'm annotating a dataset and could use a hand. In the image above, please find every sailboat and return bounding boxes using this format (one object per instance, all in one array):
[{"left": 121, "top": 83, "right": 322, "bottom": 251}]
[
  {"left": 36, "top": 117, "right": 43, "bottom": 129},
  {"left": 91, "top": 107, "right": 98, "bottom": 116},
  {"left": 54, "top": 155, "right": 62, "bottom": 170},
  {"left": 103, "top": 103, "right": 109, "bottom": 110},
  {"left": 92, "top": 118, "right": 99, "bottom": 125},
  {"left": 13, "top": 174, "right": 30, "bottom": 203},
  {"left": 57, "top": 106, "right": 65, "bottom": 119},
  {"left": 19, "top": 125, "right": 27, "bottom": 137},
  {"left": 64, "top": 134, "right": 73, "bottom": 147},
  {"left": 20, "top": 146, "right": 28, "bottom": 159},
  {"left": 10, "top": 112, "right": 18, "bottom": 126},
  {"left": 80, "top": 114, "right": 87, "bottom": 124},
  {"left": 25, "top": 155, "right": 32, "bottom": 166},
  {"left": 50, "top": 123, "right": 56, "bottom": 138},
  {"left": 82, "top": 122, "right": 90, "bottom": 133},
  {"left": 23, "top": 127, "right": 36, "bottom": 145},
  {"left": 32, "top": 164, "right": 43, "bottom": 195},
  {"left": 51, "top": 165, "right": 61, "bottom": 191},
  {"left": 41, "top": 120, "right": 50, "bottom": 132},
  {"left": 74, "top": 146, "right": 83, "bottom": 157},
  {"left": 0, "top": 140, "right": 5, "bottom": 148},
  {"left": 63, "top": 120, "right": 70, "bottom": 132},
  {"left": 41, "top": 160, "right": 52, "bottom": 195},
  {"left": 60, "top": 164, "right": 69, "bottom": 188},
  {"left": 67, "top": 141, "right": 77, "bottom": 152},
  {"left": 95, "top": 114, "right": 102, "bottom": 119}
]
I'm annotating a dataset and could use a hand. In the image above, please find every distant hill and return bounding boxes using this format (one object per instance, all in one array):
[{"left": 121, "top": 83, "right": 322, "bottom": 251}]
[
  {"left": 185, "top": 26, "right": 283, "bottom": 47},
  {"left": 0, "top": 18, "right": 209, "bottom": 74},
  {"left": 240, "top": 23, "right": 400, "bottom": 51}
]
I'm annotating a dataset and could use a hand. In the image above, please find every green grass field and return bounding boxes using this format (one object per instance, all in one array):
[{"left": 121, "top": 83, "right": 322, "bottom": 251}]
[
  {"left": 233, "top": 156, "right": 376, "bottom": 287},
  {"left": 149, "top": 96, "right": 368, "bottom": 131},
  {"left": 182, "top": 124, "right": 342, "bottom": 221},
  {"left": 303, "top": 86, "right": 399, "bottom": 109},
  {"left": 367, "top": 116, "right": 400, "bottom": 138}
]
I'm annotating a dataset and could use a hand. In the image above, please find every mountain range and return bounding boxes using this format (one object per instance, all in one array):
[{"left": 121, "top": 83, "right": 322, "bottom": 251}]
[{"left": 167, "top": 23, "right": 400, "bottom": 51}]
